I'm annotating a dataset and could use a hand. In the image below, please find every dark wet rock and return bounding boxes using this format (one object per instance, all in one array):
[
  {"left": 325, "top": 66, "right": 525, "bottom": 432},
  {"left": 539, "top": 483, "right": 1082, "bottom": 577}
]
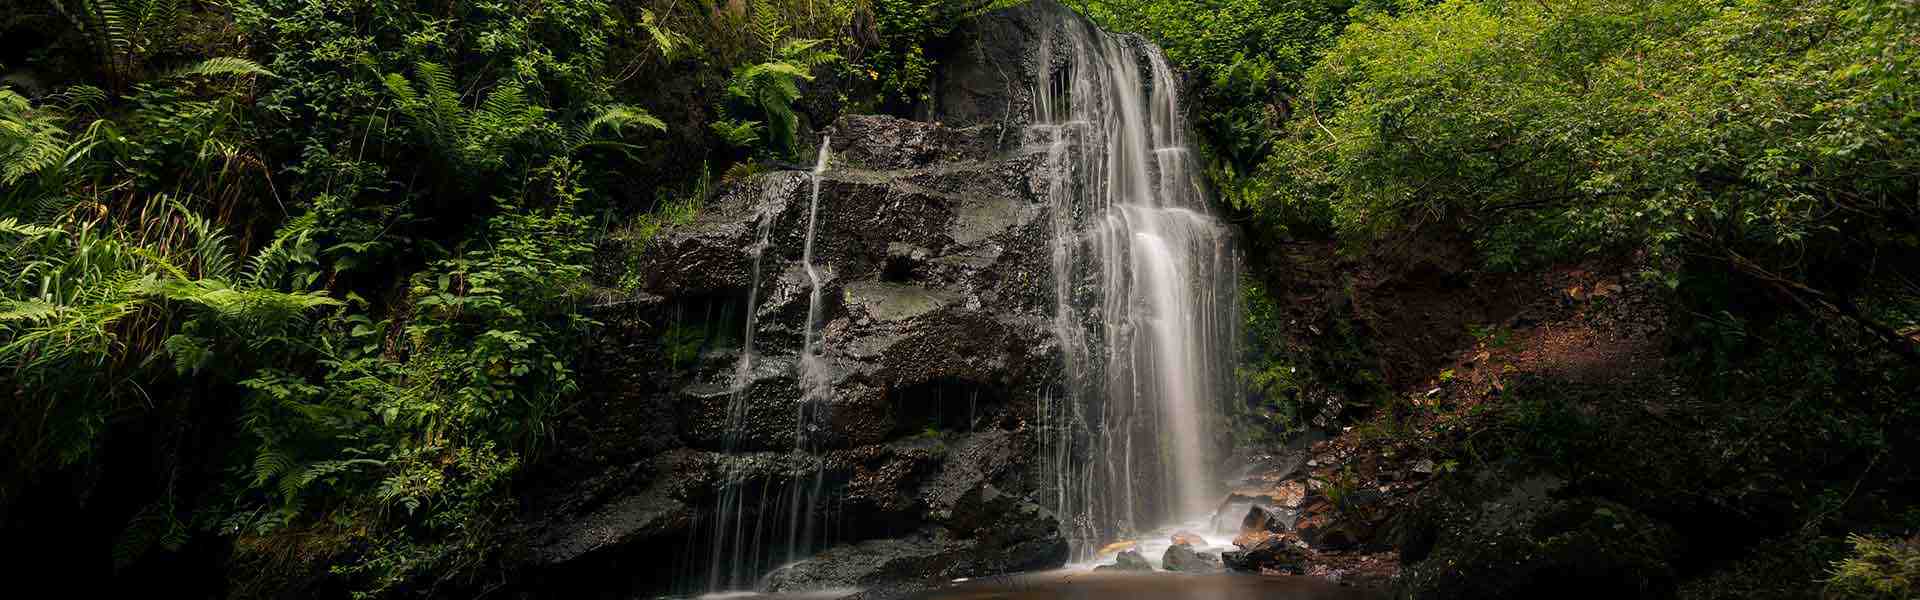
[
  {"left": 761, "top": 493, "right": 1067, "bottom": 592},
  {"left": 831, "top": 115, "right": 999, "bottom": 170},
  {"left": 1395, "top": 476, "right": 1682, "bottom": 599},
  {"left": 1095, "top": 549, "right": 1153, "bottom": 572},
  {"left": 928, "top": 0, "right": 1064, "bottom": 129},
  {"left": 1294, "top": 508, "right": 1369, "bottom": 552},
  {"left": 1163, "top": 544, "right": 1225, "bottom": 573},
  {"left": 1223, "top": 536, "right": 1307, "bottom": 574},
  {"left": 524, "top": 478, "right": 695, "bottom": 568},
  {"left": 1242, "top": 504, "right": 1298, "bottom": 535}
]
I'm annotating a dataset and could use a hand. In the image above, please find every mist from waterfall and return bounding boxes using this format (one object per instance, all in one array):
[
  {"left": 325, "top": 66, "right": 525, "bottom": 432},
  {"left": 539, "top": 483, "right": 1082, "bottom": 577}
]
[{"left": 1032, "top": 16, "right": 1241, "bottom": 559}]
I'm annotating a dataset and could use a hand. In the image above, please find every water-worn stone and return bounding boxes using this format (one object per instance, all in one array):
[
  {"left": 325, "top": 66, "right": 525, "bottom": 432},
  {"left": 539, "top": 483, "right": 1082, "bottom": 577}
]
[
  {"left": 1094, "top": 549, "right": 1153, "bottom": 572},
  {"left": 1163, "top": 544, "right": 1225, "bottom": 573},
  {"left": 1170, "top": 530, "right": 1205, "bottom": 547},
  {"left": 1241, "top": 504, "right": 1298, "bottom": 536},
  {"left": 1222, "top": 537, "right": 1306, "bottom": 574}
]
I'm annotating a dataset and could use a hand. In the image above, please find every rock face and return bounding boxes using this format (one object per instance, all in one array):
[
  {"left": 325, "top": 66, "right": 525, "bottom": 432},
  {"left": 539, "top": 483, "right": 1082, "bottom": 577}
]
[
  {"left": 506, "top": 2, "right": 1195, "bottom": 596},
  {"left": 760, "top": 484, "right": 1068, "bottom": 592}
]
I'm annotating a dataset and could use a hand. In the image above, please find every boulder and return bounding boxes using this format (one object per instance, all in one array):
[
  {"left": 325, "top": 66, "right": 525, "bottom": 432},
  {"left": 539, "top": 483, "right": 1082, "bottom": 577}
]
[
  {"left": 1395, "top": 480, "right": 1682, "bottom": 599},
  {"left": 1095, "top": 549, "right": 1153, "bottom": 572},
  {"left": 1222, "top": 537, "right": 1306, "bottom": 574},
  {"left": 762, "top": 488, "right": 1068, "bottom": 592},
  {"left": 1163, "top": 544, "right": 1225, "bottom": 573},
  {"left": 1170, "top": 530, "right": 1206, "bottom": 547},
  {"left": 1292, "top": 500, "right": 1375, "bottom": 551},
  {"left": 1241, "top": 504, "right": 1297, "bottom": 536}
]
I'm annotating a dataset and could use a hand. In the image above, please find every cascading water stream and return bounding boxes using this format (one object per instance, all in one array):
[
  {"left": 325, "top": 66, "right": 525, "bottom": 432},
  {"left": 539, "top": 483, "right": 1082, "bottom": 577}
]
[
  {"left": 706, "top": 174, "right": 785, "bottom": 592},
  {"left": 787, "top": 136, "right": 833, "bottom": 565},
  {"left": 1034, "top": 13, "right": 1241, "bottom": 559},
  {"left": 702, "top": 138, "right": 836, "bottom": 594}
]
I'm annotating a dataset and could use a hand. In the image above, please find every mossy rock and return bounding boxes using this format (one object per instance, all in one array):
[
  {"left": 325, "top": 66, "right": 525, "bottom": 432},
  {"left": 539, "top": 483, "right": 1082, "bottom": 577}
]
[{"left": 1396, "top": 494, "right": 1681, "bottom": 599}]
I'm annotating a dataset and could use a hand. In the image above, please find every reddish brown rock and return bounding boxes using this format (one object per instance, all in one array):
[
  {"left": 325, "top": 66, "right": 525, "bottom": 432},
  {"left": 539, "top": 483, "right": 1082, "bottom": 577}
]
[{"left": 1171, "top": 530, "right": 1205, "bottom": 547}]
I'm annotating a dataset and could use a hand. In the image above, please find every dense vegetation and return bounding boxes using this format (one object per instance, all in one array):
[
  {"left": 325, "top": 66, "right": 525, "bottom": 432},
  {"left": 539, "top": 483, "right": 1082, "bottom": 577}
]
[
  {"left": 3, "top": 0, "right": 1916, "bottom": 596},
  {"left": 0, "top": 0, "right": 1016, "bottom": 594}
]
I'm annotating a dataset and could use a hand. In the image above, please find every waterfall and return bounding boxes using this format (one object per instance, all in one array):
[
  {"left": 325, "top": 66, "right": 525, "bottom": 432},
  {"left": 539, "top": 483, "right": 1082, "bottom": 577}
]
[
  {"left": 787, "top": 136, "right": 833, "bottom": 564},
  {"left": 703, "top": 139, "right": 836, "bottom": 592},
  {"left": 1034, "top": 15, "right": 1240, "bottom": 559},
  {"left": 706, "top": 174, "right": 784, "bottom": 592}
]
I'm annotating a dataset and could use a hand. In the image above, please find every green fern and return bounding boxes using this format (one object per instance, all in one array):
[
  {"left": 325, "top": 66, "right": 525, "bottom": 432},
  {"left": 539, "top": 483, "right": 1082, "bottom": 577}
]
[
  {"left": 242, "top": 212, "right": 318, "bottom": 289},
  {"left": 384, "top": 63, "right": 549, "bottom": 175},
  {"left": 639, "top": 8, "right": 689, "bottom": 60},
  {"left": 567, "top": 104, "right": 666, "bottom": 155},
  {"left": 710, "top": 118, "right": 764, "bottom": 148},
  {"left": 726, "top": 38, "right": 841, "bottom": 156},
  {"left": 164, "top": 57, "right": 276, "bottom": 80},
  {"left": 0, "top": 90, "right": 75, "bottom": 186}
]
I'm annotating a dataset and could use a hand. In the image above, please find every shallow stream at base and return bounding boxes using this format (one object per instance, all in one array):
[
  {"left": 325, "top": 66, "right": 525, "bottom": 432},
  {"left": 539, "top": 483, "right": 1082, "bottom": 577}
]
[
  {"left": 917, "top": 572, "right": 1380, "bottom": 600},
  {"left": 688, "top": 572, "right": 1380, "bottom": 600}
]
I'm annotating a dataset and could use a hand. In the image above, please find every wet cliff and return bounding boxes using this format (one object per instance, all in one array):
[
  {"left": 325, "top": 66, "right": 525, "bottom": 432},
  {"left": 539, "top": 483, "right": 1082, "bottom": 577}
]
[{"left": 499, "top": 2, "right": 1237, "bottom": 596}]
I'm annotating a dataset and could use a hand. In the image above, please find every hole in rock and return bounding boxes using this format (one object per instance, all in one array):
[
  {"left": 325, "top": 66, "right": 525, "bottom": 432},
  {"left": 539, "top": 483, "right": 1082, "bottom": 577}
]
[{"left": 881, "top": 253, "right": 921, "bottom": 283}]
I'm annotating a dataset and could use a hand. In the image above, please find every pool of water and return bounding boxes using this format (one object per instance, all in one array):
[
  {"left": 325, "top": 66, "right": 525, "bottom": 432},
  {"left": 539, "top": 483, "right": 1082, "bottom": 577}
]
[
  {"left": 923, "top": 571, "right": 1380, "bottom": 600},
  {"left": 1067, "top": 516, "right": 1238, "bottom": 571}
]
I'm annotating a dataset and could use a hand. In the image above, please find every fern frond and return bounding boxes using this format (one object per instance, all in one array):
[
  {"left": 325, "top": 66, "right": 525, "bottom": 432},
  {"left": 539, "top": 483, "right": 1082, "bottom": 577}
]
[
  {"left": 639, "top": 9, "right": 688, "bottom": 60},
  {"left": 582, "top": 104, "right": 666, "bottom": 136},
  {"left": 0, "top": 89, "right": 75, "bottom": 185},
  {"left": 251, "top": 448, "right": 293, "bottom": 487},
  {"left": 165, "top": 56, "right": 275, "bottom": 80},
  {"left": 164, "top": 197, "right": 235, "bottom": 280},
  {"left": 160, "top": 333, "right": 208, "bottom": 374},
  {"left": 710, "top": 119, "right": 763, "bottom": 148},
  {"left": 47, "top": 85, "right": 109, "bottom": 115},
  {"left": 416, "top": 62, "right": 462, "bottom": 139},
  {"left": 0, "top": 299, "right": 67, "bottom": 323},
  {"left": 242, "top": 212, "right": 317, "bottom": 288},
  {"left": 0, "top": 216, "right": 66, "bottom": 240}
]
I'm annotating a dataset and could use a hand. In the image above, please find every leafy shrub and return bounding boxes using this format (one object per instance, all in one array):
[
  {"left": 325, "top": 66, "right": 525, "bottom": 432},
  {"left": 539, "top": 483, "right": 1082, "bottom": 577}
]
[{"left": 1828, "top": 534, "right": 1920, "bottom": 599}]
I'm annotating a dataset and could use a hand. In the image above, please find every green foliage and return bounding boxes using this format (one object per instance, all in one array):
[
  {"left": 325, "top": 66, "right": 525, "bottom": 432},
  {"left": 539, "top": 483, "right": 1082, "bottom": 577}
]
[
  {"left": 726, "top": 38, "right": 841, "bottom": 156},
  {"left": 1257, "top": 0, "right": 1920, "bottom": 351},
  {"left": 1073, "top": 0, "right": 1394, "bottom": 228},
  {"left": 4, "top": 0, "right": 679, "bottom": 593},
  {"left": 1236, "top": 275, "right": 1306, "bottom": 443},
  {"left": 1828, "top": 534, "right": 1920, "bottom": 599},
  {"left": 381, "top": 62, "right": 552, "bottom": 182},
  {"left": 224, "top": 165, "right": 596, "bottom": 593}
]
